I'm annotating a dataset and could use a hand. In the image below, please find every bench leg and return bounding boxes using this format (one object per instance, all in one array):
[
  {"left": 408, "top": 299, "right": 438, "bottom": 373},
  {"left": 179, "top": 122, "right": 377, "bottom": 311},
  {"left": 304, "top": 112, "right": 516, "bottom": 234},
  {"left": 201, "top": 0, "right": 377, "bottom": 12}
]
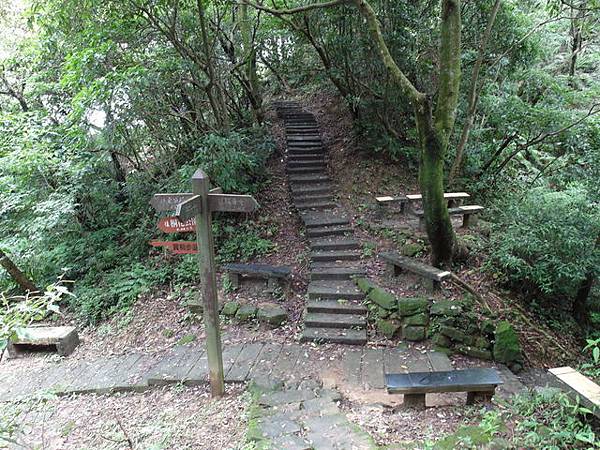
[
  {"left": 229, "top": 273, "right": 240, "bottom": 290},
  {"left": 403, "top": 393, "right": 426, "bottom": 408},
  {"left": 466, "top": 389, "right": 495, "bottom": 405},
  {"left": 266, "top": 277, "right": 278, "bottom": 293},
  {"left": 462, "top": 214, "right": 479, "bottom": 228},
  {"left": 418, "top": 217, "right": 426, "bottom": 232},
  {"left": 423, "top": 278, "right": 440, "bottom": 293}
]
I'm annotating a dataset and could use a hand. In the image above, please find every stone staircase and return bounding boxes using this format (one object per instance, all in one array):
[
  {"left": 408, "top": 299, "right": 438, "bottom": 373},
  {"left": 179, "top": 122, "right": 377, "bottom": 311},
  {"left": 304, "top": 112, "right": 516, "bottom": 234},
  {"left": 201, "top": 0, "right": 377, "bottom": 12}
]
[{"left": 275, "top": 101, "right": 367, "bottom": 345}]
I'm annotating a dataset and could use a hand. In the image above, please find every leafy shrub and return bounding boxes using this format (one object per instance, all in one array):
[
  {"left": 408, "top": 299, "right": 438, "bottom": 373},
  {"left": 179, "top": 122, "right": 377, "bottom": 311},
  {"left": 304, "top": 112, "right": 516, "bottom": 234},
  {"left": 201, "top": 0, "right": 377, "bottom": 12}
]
[{"left": 490, "top": 185, "right": 599, "bottom": 299}]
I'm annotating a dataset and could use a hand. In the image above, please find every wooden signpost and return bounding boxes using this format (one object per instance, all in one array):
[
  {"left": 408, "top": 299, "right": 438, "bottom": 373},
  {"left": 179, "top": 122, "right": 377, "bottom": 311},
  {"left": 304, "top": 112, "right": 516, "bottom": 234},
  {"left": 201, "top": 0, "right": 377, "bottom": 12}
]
[{"left": 150, "top": 170, "right": 259, "bottom": 398}]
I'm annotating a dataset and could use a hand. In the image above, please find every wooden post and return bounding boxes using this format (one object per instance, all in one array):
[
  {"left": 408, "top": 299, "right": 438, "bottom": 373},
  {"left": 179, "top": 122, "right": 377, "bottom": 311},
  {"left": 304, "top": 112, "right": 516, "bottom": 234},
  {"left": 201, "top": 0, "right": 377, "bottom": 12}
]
[{"left": 192, "top": 169, "right": 225, "bottom": 397}]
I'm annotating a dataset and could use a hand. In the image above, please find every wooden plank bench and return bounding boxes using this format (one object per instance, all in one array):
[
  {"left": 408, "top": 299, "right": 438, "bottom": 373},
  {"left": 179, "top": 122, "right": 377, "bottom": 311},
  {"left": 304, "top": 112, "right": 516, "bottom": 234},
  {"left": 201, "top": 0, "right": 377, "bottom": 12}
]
[
  {"left": 549, "top": 367, "right": 600, "bottom": 418},
  {"left": 8, "top": 326, "right": 79, "bottom": 358},
  {"left": 414, "top": 205, "right": 484, "bottom": 231},
  {"left": 386, "top": 368, "right": 503, "bottom": 408},
  {"left": 223, "top": 263, "right": 292, "bottom": 292},
  {"left": 376, "top": 192, "right": 471, "bottom": 215},
  {"left": 379, "top": 251, "right": 450, "bottom": 292}
]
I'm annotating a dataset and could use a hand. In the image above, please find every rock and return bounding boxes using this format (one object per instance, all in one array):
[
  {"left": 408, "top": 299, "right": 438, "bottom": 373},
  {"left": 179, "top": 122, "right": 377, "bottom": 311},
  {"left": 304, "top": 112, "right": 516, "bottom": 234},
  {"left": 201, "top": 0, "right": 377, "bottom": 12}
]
[
  {"left": 257, "top": 304, "right": 287, "bottom": 326},
  {"left": 355, "top": 277, "right": 376, "bottom": 294},
  {"left": 457, "top": 346, "right": 493, "bottom": 360},
  {"left": 432, "top": 333, "right": 452, "bottom": 348},
  {"left": 439, "top": 325, "right": 469, "bottom": 343},
  {"left": 481, "top": 319, "right": 496, "bottom": 336},
  {"left": 374, "top": 306, "right": 391, "bottom": 319},
  {"left": 236, "top": 304, "right": 257, "bottom": 321},
  {"left": 188, "top": 293, "right": 203, "bottom": 314},
  {"left": 430, "top": 300, "right": 462, "bottom": 317},
  {"left": 377, "top": 319, "right": 400, "bottom": 338},
  {"left": 403, "top": 312, "right": 429, "bottom": 326},
  {"left": 397, "top": 297, "right": 429, "bottom": 317},
  {"left": 493, "top": 321, "right": 523, "bottom": 367},
  {"left": 474, "top": 336, "right": 491, "bottom": 349},
  {"left": 368, "top": 287, "right": 397, "bottom": 310},
  {"left": 433, "top": 346, "right": 453, "bottom": 356},
  {"left": 221, "top": 301, "right": 240, "bottom": 316},
  {"left": 402, "top": 325, "right": 426, "bottom": 341},
  {"left": 401, "top": 242, "right": 425, "bottom": 257}
]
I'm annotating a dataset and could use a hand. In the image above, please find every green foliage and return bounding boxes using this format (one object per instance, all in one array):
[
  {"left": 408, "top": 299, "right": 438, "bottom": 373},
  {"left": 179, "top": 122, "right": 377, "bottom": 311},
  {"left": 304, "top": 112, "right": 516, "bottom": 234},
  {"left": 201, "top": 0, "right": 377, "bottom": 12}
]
[
  {"left": 490, "top": 185, "right": 600, "bottom": 299},
  {"left": 581, "top": 337, "right": 600, "bottom": 379},
  {"left": 0, "top": 277, "right": 70, "bottom": 350},
  {"left": 214, "top": 220, "right": 277, "bottom": 264}
]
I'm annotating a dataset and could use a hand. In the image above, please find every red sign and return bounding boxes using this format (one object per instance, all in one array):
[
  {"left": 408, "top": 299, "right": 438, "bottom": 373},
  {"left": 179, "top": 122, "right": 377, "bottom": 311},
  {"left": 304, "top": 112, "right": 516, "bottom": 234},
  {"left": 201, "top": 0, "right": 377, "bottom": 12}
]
[
  {"left": 157, "top": 216, "right": 196, "bottom": 233},
  {"left": 149, "top": 240, "right": 199, "bottom": 254}
]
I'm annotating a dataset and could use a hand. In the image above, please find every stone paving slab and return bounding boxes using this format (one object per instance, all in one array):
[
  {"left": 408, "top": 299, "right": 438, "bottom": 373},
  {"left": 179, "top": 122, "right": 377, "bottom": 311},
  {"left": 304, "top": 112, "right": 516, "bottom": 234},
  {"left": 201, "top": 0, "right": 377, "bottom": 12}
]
[{"left": 0, "top": 342, "right": 524, "bottom": 403}]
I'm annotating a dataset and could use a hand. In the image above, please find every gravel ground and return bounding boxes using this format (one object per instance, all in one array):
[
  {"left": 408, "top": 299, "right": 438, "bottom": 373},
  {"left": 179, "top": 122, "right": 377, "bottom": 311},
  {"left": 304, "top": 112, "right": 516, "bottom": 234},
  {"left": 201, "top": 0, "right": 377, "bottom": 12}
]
[{"left": 1, "top": 385, "right": 250, "bottom": 450}]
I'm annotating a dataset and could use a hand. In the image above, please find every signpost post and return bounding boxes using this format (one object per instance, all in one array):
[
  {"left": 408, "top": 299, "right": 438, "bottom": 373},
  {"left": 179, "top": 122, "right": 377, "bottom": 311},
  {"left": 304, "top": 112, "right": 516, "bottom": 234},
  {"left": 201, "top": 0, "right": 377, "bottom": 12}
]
[{"left": 150, "top": 169, "right": 258, "bottom": 398}]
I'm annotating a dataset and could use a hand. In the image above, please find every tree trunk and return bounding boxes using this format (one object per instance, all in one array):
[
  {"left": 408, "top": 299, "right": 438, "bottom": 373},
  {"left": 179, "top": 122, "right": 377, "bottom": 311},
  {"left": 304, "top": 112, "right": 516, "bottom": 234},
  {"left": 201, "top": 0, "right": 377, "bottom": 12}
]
[
  {"left": 415, "top": 98, "right": 455, "bottom": 268},
  {"left": 0, "top": 249, "right": 39, "bottom": 293},
  {"left": 448, "top": 0, "right": 501, "bottom": 185},
  {"left": 239, "top": 3, "right": 264, "bottom": 123},
  {"left": 573, "top": 274, "right": 593, "bottom": 326}
]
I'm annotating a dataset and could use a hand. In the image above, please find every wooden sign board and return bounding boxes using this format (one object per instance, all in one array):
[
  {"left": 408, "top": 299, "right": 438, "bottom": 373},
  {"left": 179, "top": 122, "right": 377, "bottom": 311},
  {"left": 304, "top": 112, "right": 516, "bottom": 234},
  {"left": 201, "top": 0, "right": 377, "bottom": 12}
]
[
  {"left": 150, "top": 187, "right": 224, "bottom": 212},
  {"left": 175, "top": 195, "right": 203, "bottom": 222},
  {"left": 150, "top": 193, "right": 194, "bottom": 212},
  {"left": 208, "top": 194, "right": 259, "bottom": 213},
  {"left": 157, "top": 216, "right": 196, "bottom": 233},
  {"left": 149, "top": 240, "right": 198, "bottom": 254}
]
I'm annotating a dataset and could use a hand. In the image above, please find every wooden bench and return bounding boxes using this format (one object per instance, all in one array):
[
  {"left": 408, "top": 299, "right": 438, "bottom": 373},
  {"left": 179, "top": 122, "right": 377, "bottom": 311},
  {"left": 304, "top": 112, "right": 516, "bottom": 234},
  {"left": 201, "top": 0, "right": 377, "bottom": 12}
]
[
  {"left": 376, "top": 192, "right": 470, "bottom": 215},
  {"left": 386, "top": 368, "right": 503, "bottom": 408},
  {"left": 8, "top": 326, "right": 79, "bottom": 358},
  {"left": 224, "top": 263, "right": 291, "bottom": 292},
  {"left": 414, "top": 205, "right": 484, "bottom": 231},
  {"left": 379, "top": 251, "right": 450, "bottom": 292},
  {"left": 549, "top": 367, "right": 600, "bottom": 418}
]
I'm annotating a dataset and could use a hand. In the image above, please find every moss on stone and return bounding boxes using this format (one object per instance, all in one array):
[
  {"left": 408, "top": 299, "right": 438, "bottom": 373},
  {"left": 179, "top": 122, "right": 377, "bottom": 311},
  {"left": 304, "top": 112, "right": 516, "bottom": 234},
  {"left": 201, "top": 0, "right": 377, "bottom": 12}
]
[
  {"left": 368, "top": 287, "right": 397, "bottom": 310},
  {"left": 397, "top": 297, "right": 429, "bottom": 316},
  {"left": 221, "top": 301, "right": 240, "bottom": 316},
  {"left": 377, "top": 319, "right": 400, "bottom": 338},
  {"left": 402, "top": 325, "right": 426, "bottom": 341},
  {"left": 403, "top": 312, "right": 429, "bottom": 326},
  {"left": 355, "top": 277, "right": 376, "bottom": 294},
  {"left": 430, "top": 299, "right": 462, "bottom": 317},
  {"left": 236, "top": 304, "right": 257, "bottom": 321},
  {"left": 493, "top": 321, "right": 522, "bottom": 366}
]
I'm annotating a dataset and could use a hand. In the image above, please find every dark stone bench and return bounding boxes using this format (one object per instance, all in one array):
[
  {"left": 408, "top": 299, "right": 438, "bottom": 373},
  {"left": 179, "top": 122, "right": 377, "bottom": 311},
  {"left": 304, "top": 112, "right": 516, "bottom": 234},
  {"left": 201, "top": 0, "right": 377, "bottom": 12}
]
[
  {"left": 386, "top": 368, "right": 503, "bottom": 408},
  {"left": 379, "top": 251, "right": 450, "bottom": 292},
  {"left": 224, "top": 263, "right": 292, "bottom": 292},
  {"left": 414, "top": 205, "right": 484, "bottom": 231}
]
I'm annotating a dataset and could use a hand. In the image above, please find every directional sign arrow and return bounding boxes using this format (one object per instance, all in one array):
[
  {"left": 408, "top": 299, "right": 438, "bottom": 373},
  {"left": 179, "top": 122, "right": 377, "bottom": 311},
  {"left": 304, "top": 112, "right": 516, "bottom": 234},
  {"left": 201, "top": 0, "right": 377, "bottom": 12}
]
[
  {"left": 208, "top": 193, "right": 259, "bottom": 213},
  {"left": 149, "top": 240, "right": 199, "bottom": 254},
  {"left": 157, "top": 216, "right": 196, "bottom": 233},
  {"left": 175, "top": 195, "right": 202, "bottom": 222},
  {"left": 150, "top": 188, "right": 223, "bottom": 212}
]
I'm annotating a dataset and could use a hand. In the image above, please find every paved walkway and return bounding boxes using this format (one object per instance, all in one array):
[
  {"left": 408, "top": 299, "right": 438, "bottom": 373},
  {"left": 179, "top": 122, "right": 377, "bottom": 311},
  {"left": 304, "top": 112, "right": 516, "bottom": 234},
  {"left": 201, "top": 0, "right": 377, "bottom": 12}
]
[{"left": 0, "top": 342, "right": 525, "bottom": 402}]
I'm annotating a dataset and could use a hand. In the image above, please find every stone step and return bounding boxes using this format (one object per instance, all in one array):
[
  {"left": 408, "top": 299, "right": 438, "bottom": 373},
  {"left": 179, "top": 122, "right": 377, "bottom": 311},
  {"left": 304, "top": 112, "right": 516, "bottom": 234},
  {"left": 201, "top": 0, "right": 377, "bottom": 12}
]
[
  {"left": 301, "top": 211, "right": 349, "bottom": 228},
  {"left": 295, "top": 200, "right": 337, "bottom": 211},
  {"left": 310, "top": 260, "right": 364, "bottom": 269},
  {"left": 305, "top": 225, "right": 352, "bottom": 238},
  {"left": 307, "top": 280, "right": 364, "bottom": 300},
  {"left": 287, "top": 135, "right": 321, "bottom": 141},
  {"left": 310, "top": 238, "right": 360, "bottom": 251},
  {"left": 287, "top": 152, "right": 326, "bottom": 159},
  {"left": 304, "top": 313, "right": 367, "bottom": 329},
  {"left": 287, "top": 166, "right": 326, "bottom": 174},
  {"left": 285, "top": 127, "right": 320, "bottom": 132},
  {"left": 287, "top": 159, "right": 327, "bottom": 167},
  {"left": 288, "top": 142, "right": 323, "bottom": 148},
  {"left": 310, "top": 267, "right": 366, "bottom": 281},
  {"left": 290, "top": 183, "right": 333, "bottom": 196},
  {"left": 288, "top": 154, "right": 327, "bottom": 161},
  {"left": 311, "top": 250, "right": 361, "bottom": 262},
  {"left": 289, "top": 174, "right": 331, "bottom": 185},
  {"left": 292, "top": 192, "right": 333, "bottom": 202},
  {"left": 306, "top": 299, "right": 368, "bottom": 314},
  {"left": 300, "top": 327, "right": 367, "bottom": 345},
  {"left": 285, "top": 120, "right": 317, "bottom": 126}
]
